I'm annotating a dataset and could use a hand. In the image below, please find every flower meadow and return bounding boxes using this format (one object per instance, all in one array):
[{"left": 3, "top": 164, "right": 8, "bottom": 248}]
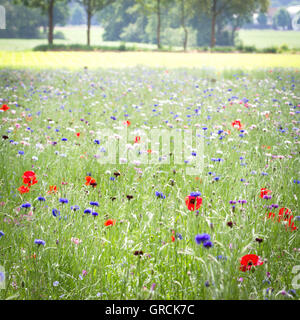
[{"left": 0, "top": 66, "right": 299, "bottom": 300}]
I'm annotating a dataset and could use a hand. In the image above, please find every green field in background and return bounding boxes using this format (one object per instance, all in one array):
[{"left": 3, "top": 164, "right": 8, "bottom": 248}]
[
  {"left": 0, "top": 26, "right": 300, "bottom": 51},
  {"left": 237, "top": 29, "right": 300, "bottom": 49}
]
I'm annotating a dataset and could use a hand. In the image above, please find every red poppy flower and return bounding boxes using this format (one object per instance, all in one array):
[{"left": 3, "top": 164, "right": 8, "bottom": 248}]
[
  {"left": 48, "top": 185, "right": 58, "bottom": 193},
  {"left": 22, "top": 171, "right": 37, "bottom": 187},
  {"left": 289, "top": 222, "right": 297, "bottom": 232},
  {"left": 134, "top": 136, "right": 141, "bottom": 143},
  {"left": 104, "top": 219, "right": 116, "bottom": 227},
  {"left": 18, "top": 185, "right": 30, "bottom": 194},
  {"left": 240, "top": 254, "right": 263, "bottom": 272},
  {"left": 231, "top": 120, "right": 242, "bottom": 130},
  {"left": 260, "top": 188, "right": 271, "bottom": 198},
  {"left": 171, "top": 235, "right": 175, "bottom": 242},
  {"left": 278, "top": 207, "right": 297, "bottom": 231},
  {"left": 123, "top": 120, "right": 131, "bottom": 127},
  {"left": 185, "top": 195, "right": 202, "bottom": 211},
  {"left": 0, "top": 104, "right": 10, "bottom": 111},
  {"left": 278, "top": 207, "right": 292, "bottom": 223},
  {"left": 76, "top": 132, "right": 80, "bottom": 137},
  {"left": 266, "top": 212, "right": 276, "bottom": 220},
  {"left": 23, "top": 175, "right": 38, "bottom": 187},
  {"left": 85, "top": 176, "right": 97, "bottom": 187}
]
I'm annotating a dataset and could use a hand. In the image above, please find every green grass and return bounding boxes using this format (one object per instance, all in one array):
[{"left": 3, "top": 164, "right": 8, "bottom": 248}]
[
  {"left": 0, "top": 26, "right": 158, "bottom": 52},
  {"left": 238, "top": 29, "right": 300, "bottom": 49},
  {"left": 0, "top": 66, "right": 299, "bottom": 300}
]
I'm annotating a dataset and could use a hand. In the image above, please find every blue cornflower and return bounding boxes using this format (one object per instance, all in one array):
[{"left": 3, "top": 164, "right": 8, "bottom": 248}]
[
  {"left": 203, "top": 241, "right": 213, "bottom": 248},
  {"left": 195, "top": 234, "right": 210, "bottom": 245},
  {"left": 71, "top": 205, "right": 80, "bottom": 211},
  {"left": 52, "top": 208, "right": 60, "bottom": 217},
  {"left": 92, "top": 212, "right": 99, "bottom": 217},
  {"left": 34, "top": 239, "right": 45, "bottom": 246},
  {"left": 214, "top": 177, "right": 220, "bottom": 181},
  {"left": 18, "top": 151, "right": 24, "bottom": 155},
  {"left": 190, "top": 191, "right": 201, "bottom": 197},
  {"left": 155, "top": 191, "right": 166, "bottom": 199},
  {"left": 37, "top": 196, "right": 46, "bottom": 202},
  {"left": 21, "top": 202, "right": 31, "bottom": 209},
  {"left": 0, "top": 271, "right": 5, "bottom": 283},
  {"left": 261, "top": 172, "right": 268, "bottom": 176},
  {"left": 294, "top": 216, "right": 300, "bottom": 221},
  {"left": 0, "top": 231, "right": 4, "bottom": 237},
  {"left": 191, "top": 152, "right": 197, "bottom": 156},
  {"left": 288, "top": 289, "right": 297, "bottom": 296},
  {"left": 263, "top": 195, "right": 272, "bottom": 200},
  {"left": 84, "top": 208, "right": 92, "bottom": 214},
  {"left": 262, "top": 279, "right": 271, "bottom": 285},
  {"left": 110, "top": 116, "right": 117, "bottom": 120},
  {"left": 90, "top": 201, "right": 99, "bottom": 206},
  {"left": 216, "top": 255, "right": 227, "bottom": 261},
  {"left": 293, "top": 180, "right": 300, "bottom": 184},
  {"left": 59, "top": 198, "right": 68, "bottom": 204},
  {"left": 110, "top": 177, "right": 115, "bottom": 181},
  {"left": 61, "top": 138, "right": 68, "bottom": 141},
  {"left": 176, "top": 233, "right": 183, "bottom": 240},
  {"left": 94, "top": 139, "right": 100, "bottom": 144}
]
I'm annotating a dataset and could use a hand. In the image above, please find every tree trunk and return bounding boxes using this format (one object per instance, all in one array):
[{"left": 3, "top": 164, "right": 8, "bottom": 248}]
[
  {"left": 210, "top": 0, "right": 217, "bottom": 48},
  {"left": 87, "top": 0, "right": 92, "bottom": 46},
  {"left": 157, "top": 0, "right": 161, "bottom": 49},
  {"left": 181, "top": 0, "right": 188, "bottom": 51},
  {"left": 183, "top": 26, "right": 188, "bottom": 51},
  {"left": 48, "top": 0, "right": 54, "bottom": 45}
]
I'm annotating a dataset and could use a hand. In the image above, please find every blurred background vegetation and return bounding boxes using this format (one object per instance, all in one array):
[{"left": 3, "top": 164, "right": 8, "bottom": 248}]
[{"left": 0, "top": 0, "right": 299, "bottom": 51}]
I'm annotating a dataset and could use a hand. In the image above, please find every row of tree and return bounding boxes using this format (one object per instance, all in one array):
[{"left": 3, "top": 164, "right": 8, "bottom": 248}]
[
  {"left": 255, "top": 8, "right": 294, "bottom": 29},
  {"left": 0, "top": 0, "right": 68, "bottom": 39},
  {"left": 8, "top": 0, "right": 270, "bottom": 48}
]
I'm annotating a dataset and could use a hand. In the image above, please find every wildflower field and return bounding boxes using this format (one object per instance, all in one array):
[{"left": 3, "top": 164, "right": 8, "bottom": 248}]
[{"left": 0, "top": 64, "right": 299, "bottom": 300}]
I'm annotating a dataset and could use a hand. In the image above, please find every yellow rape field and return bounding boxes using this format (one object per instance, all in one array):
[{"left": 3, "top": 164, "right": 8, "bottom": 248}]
[{"left": 0, "top": 51, "right": 299, "bottom": 70}]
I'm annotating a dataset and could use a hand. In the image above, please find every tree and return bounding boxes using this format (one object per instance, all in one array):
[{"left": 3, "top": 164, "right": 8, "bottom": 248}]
[
  {"left": 77, "top": 0, "right": 115, "bottom": 46},
  {"left": 273, "top": 8, "right": 291, "bottom": 30},
  {"left": 201, "top": 0, "right": 269, "bottom": 48},
  {"left": 136, "top": 0, "right": 172, "bottom": 49},
  {"left": 97, "top": 0, "right": 138, "bottom": 41},
  {"left": 70, "top": 5, "right": 86, "bottom": 25},
  {"left": 177, "top": 0, "right": 195, "bottom": 51},
  {"left": 257, "top": 12, "right": 268, "bottom": 27},
  {"left": 15, "top": 0, "right": 68, "bottom": 45},
  {"left": 0, "top": 0, "right": 44, "bottom": 38}
]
